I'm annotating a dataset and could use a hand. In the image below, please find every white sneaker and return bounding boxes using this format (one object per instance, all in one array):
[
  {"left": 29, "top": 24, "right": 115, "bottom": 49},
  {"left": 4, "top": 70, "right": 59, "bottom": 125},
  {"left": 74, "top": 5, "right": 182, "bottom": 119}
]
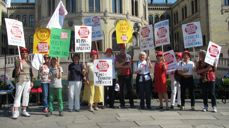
[
  {"left": 213, "top": 106, "right": 217, "bottom": 113},
  {"left": 12, "top": 111, "right": 19, "bottom": 119},
  {"left": 202, "top": 107, "right": 208, "bottom": 112},
  {"left": 22, "top": 110, "right": 30, "bottom": 117}
]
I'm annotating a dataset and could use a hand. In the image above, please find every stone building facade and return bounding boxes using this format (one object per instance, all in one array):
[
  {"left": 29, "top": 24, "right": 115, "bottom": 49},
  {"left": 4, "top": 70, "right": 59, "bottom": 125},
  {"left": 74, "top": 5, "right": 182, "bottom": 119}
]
[{"left": 35, "top": 0, "right": 148, "bottom": 52}]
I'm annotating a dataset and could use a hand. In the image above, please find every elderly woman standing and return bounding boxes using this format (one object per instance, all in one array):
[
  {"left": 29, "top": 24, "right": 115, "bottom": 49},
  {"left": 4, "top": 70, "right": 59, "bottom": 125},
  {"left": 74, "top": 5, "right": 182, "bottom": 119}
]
[
  {"left": 178, "top": 50, "right": 195, "bottom": 110},
  {"left": 134, "top": 51, "right": 153, "bottom": 109},
  {"left": 85, "top": 50, "right": 104, "bottom": 112},
  {"left": 12, "top": 47, "right": 34, "bottom": 119},
  {"left": 196, "top": 50, "right": 217, "bottom": 112}
]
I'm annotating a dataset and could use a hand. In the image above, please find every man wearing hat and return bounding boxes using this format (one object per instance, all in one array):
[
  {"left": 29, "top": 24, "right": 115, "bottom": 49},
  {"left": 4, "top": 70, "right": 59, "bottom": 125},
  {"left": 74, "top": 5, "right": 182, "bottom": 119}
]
[{"left": 115, "top": 44, "right": 134, "bottom": 108}]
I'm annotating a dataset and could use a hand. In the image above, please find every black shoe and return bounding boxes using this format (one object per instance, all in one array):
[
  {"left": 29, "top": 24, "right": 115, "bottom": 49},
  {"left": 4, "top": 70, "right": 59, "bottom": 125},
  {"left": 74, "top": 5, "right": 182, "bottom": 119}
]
[
  {"left": 140, "top": 106, "right": 145, "bottom": 109},
  {"left": 147, "top": 106, "right": 152, "bottom": 110},
  {"left": 177, "top": 104, "right": 181, "bottom": 108},
  {"left": 46, "top": 112, "right": 52, "bottom": 117},
  {"left": 59, "top": 111, "right": 64, "bottom": 117},
  {"left": 170, "top": 105, "right": 174, "bottom": 109},
  {"left": 119, "top": 105, "right": 126, "bottom": 109},
  {"left": 130, "top": 105, "right": 135, "bottom": 108}
]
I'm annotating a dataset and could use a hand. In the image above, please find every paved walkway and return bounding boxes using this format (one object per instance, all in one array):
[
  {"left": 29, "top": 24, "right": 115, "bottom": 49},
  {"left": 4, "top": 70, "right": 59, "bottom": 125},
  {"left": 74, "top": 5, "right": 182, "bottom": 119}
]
[{"left": 0, "top": 100, "right": 229, "bottom": 128}]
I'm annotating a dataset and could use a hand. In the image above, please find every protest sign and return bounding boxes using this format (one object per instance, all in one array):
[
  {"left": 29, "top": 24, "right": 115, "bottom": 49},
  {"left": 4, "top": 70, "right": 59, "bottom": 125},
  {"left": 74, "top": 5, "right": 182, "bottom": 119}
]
[
  {"left": 82, "top": 16, "right": 103, "bottom": 41},
  {"left": 163, "top": 50, "right": 177, "bottom": 73},
  {"left": 33, "top": 28, "right": 51, "bottom": 54},
  {"left": 49, "top": 28, "right": 71, "bottom": 58},
  {"left": 94, "top": 59, "right": 113, "bottom": 86},
  {"left": 5, "top": 18, "right": 25, "bottom": 47},
  {"left": 140, "top": 25, "right": 154, "bottom": 50},
  {"left": 116, "top": 20, "right": 133, "bottom": 44},
  {"left": 154, "top": 20, "right": 170, "bottom": 47},
  {"left": 205, "top": 41, "right": 221, "bottom": 66},
  {"left": 75, "top": 26, "right": 92, "bottom": 52},
  {"left": 182, "top": 21, "right": 203, "bottom": 48}
]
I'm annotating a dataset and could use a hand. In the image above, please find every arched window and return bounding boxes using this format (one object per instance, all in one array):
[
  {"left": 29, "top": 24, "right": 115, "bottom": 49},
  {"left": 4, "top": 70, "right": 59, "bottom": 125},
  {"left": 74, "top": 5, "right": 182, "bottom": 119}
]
[
  {"left": 160, "top": 14, "right": 165, "bottom": 21},
  {"left": 155, "top": 15, "right": 159, "bottom": 23},
  {"left": 148, "top": 15, "right": 154, "bottom": 24},
  {"left": 22, "top": 15, "right": 27, "bottom": 27},
  {"left": 16, "top": 15, "right": 21, "bottom": 21},
  {"left": 112, "top": 31, "right": 119, "bottom": 51}
]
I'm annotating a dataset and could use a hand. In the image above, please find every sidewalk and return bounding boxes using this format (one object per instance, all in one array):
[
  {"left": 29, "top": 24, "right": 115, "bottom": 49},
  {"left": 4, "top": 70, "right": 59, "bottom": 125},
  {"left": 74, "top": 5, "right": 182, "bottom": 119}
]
[{"left": 0, "top": 99, "right": 229, "bottom": 128}]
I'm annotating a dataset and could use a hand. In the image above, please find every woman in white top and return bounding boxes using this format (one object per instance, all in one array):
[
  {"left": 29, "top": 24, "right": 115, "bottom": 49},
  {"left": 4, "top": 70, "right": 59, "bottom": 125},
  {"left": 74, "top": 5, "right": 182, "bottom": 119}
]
[
  {"left": 134, "top": 51, "right": 153, "bottom": 109},
  {"left": 177, "top": 50, "right": 195, "bottom": 110},
  {"left": 169, "top": 52, "right": 182, "bottom": 109}
]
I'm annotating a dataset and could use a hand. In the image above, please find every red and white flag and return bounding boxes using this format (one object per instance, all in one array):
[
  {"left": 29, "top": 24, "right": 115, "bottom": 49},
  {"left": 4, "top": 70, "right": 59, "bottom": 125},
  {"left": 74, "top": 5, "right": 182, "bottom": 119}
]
[{"left": 46, "top": 1, "right": 68, "bottom": 29}]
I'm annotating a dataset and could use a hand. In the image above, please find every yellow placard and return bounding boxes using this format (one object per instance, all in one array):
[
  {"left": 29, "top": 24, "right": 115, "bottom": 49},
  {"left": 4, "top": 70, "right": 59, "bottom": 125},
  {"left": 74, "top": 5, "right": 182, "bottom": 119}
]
[
  {"left": 33, "top": 28, "right": 51, "bottom": 54},
  {"left": 115, "top": 20, "right": 133, "bottom": 44}
]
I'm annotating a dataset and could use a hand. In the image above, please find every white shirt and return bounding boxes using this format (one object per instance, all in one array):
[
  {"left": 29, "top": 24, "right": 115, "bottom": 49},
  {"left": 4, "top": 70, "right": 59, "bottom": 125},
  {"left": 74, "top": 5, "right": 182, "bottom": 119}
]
[
  {"left": 49, "top": 66, "right": 63, "bottom": 88},
  {"left": 178, "top": 60, "right": 195, "bottom": 76},
  {"left": 134, "top": 60, "right": 151, "bottom": 82}
]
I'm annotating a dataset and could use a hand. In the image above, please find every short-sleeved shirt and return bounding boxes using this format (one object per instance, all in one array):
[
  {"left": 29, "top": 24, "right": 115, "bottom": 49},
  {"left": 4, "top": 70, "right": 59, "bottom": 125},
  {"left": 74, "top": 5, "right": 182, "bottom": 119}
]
[
  {"left": 134, "top": 60, "right": 151, "bottom": 82},
  {"left": 39, "top": 64, "right": 50, "bottom": 83},
  {"left": 68, "top": 63, "right": 83, "bottom": 81},
  {"left": 115, "top": 53, "right": 131, "bottom": 76},
  {"left": 178, "top": 60, "right": 195, "bottom": 76},
  {"left": 49, "top": 66, "right": 63, "bottom": 88}
]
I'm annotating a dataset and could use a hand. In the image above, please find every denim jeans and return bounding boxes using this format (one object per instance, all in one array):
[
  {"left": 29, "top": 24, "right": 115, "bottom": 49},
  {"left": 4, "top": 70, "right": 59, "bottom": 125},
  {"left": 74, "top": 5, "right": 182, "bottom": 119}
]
[{"left": 41, "top": 83, "right": 49, "bottom": 108}]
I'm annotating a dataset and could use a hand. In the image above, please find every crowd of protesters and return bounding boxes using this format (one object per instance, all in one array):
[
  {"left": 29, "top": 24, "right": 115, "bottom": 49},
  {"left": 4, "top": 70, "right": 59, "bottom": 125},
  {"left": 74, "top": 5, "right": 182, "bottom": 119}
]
[{"left": 10, "top": 44, "right": 218, "bottom": 119}]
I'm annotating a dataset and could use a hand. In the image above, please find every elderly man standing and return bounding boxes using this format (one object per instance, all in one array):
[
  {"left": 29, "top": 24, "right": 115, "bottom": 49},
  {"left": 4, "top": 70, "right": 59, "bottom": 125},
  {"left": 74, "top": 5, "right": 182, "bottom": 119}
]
[{"left": 115, "top": 44, "right": 135, "bottom": 108}]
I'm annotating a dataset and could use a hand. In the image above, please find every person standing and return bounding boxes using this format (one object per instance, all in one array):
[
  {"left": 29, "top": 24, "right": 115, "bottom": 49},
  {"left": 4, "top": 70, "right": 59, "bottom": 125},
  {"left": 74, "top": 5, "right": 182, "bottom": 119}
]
[
  {"left": 68, "top": 53, "right": 83, "bottom": 112},
  {"left": 103, "top": 48, "right": 116, "bottom": 108},
  {"left": 196, "top": 50, "right": 217, "bottom": 112},
  {"left": 178, "top": 50, "right": 195, "bottom": 110},
  {"left": 47, "top": 57, "right": 64, "bottom": 116},
  {"left": 154, "top": 51, "right": 168, "bottom": 110},
  {"left": 12, "top": 47, "right": 34, "bottom": 119},
  {"left": 39, "top": 54, "right": 50, "bottom": 113},
  {"left": 169, "top": 52, "right": 182, "bottom": 109},
  {"left": 85, "top": 50, "right": 104, "bottom": 112},
  {"left": 134, "top": 51, "right": 153, "bottom": 109},
  {"left": 115, "top": 44, "right": 134, "bottom": 108}
]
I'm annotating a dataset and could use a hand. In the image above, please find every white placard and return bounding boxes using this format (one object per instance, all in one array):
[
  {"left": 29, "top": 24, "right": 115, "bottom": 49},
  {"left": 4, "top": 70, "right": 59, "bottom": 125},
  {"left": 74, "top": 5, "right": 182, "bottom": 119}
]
[
  {"left": 75, "top": 26, "right": 92, "bottom": 52},
  {"left": 205, "top": 41, "right": 221, "bottom": 66},
  {"left": 154, "top": 20, "right": 170, "bottom": 47},
  {"left": 5, "top": 18, "right": 25, "bottom": 47},
  {"left": 82, "top": 16, "right": 103, "bottom": 41},
  {"left": 94, "top": 59, "right": 113, "bottom": 86},
  {"left": 182, "top": 21, "right": 203, "bottom": 48},
  {"left": 163, "top": 50, "right": 177, "bottom": 73},
  {"left": 140, "top": 25, "right": 154, "bottom": 50}
]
